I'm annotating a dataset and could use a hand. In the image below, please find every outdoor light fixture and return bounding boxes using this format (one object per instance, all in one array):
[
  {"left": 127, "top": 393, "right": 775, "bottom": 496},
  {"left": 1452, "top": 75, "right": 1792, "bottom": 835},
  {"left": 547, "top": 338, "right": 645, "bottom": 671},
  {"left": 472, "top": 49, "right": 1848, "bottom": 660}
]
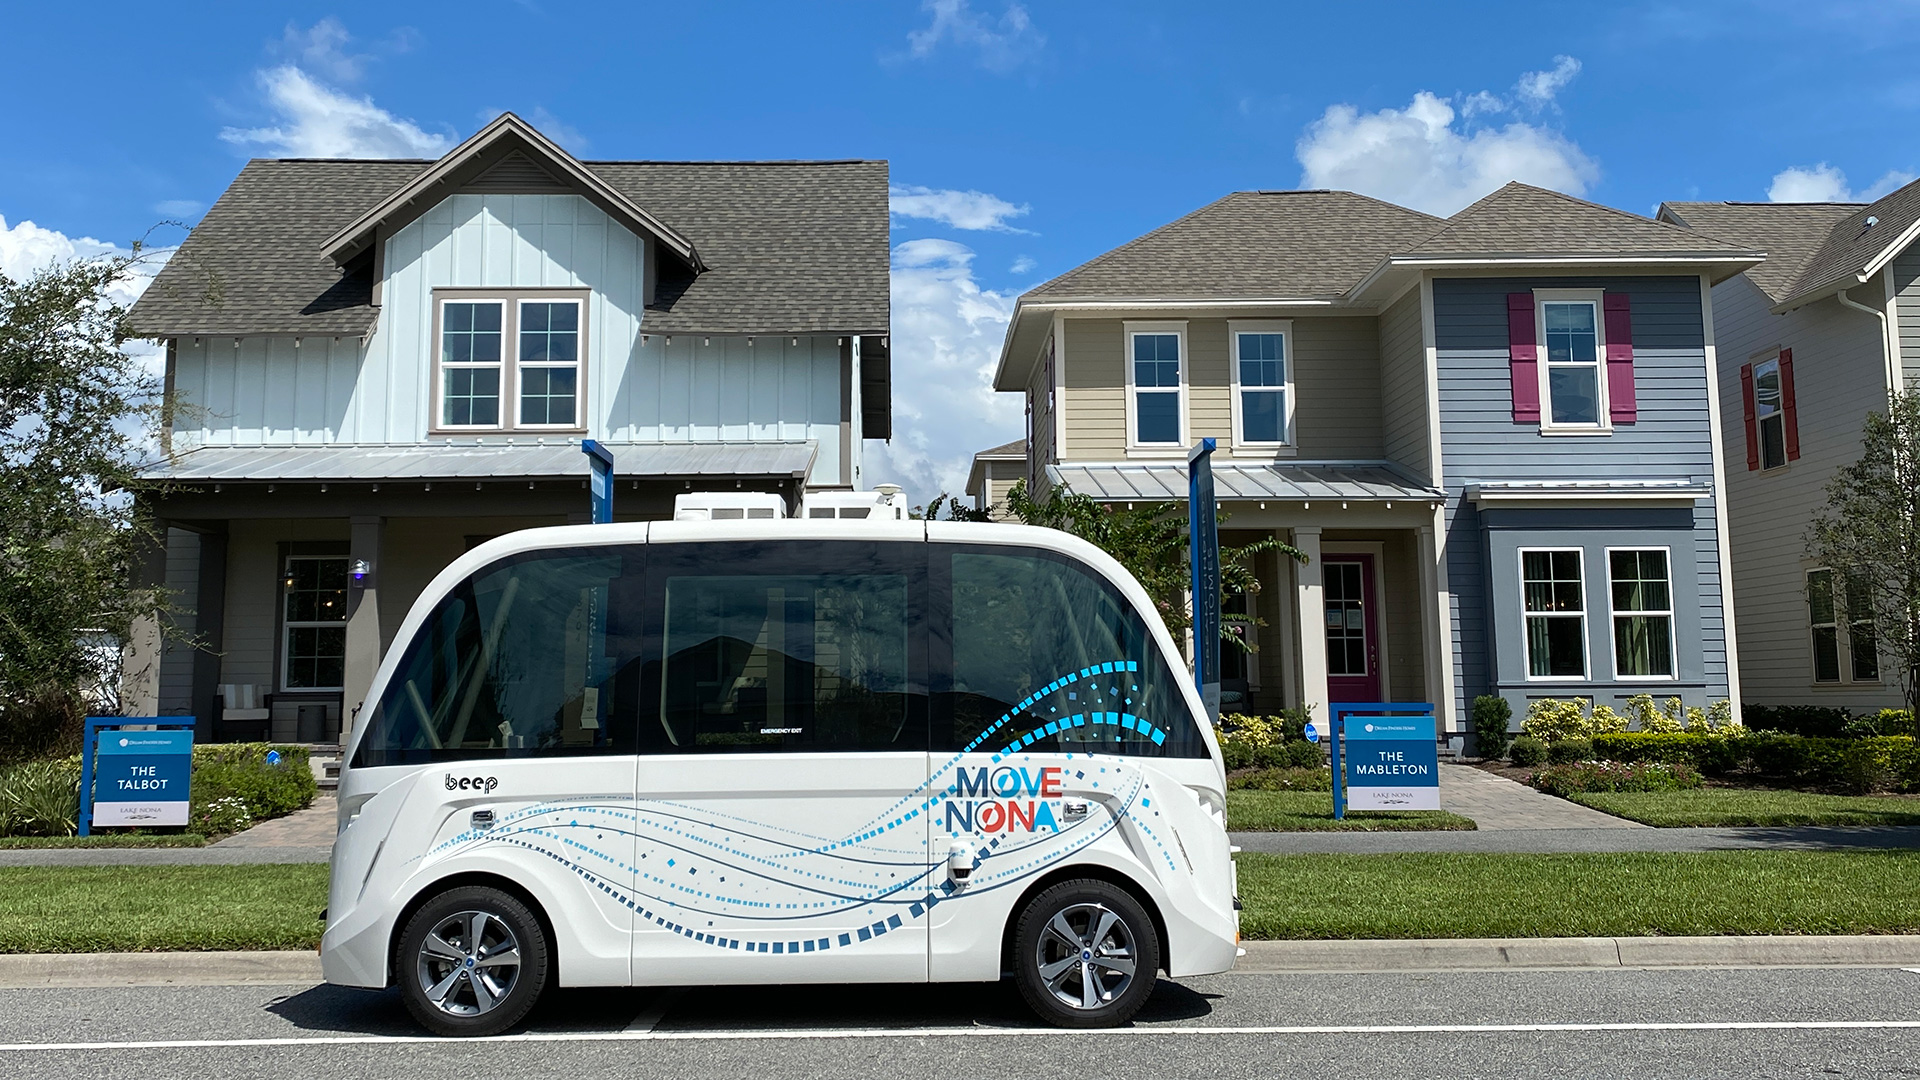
[{"left": 350, "top": 559, "right": 372, "bottom": 583}]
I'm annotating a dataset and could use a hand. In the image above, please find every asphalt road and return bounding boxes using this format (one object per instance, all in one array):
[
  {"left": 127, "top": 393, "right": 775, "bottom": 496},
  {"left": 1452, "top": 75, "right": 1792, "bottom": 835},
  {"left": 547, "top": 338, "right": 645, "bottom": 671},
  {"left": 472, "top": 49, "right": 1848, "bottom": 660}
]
[{"left": 3, "top": 966, "right": 1919, "bottom": 1078}]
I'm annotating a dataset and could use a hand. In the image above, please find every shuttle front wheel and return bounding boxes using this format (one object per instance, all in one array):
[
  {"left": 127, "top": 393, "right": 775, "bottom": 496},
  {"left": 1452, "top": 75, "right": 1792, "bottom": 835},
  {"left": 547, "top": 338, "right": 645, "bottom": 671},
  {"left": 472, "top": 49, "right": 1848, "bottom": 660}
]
[
  {"left": 1011, "top": 879, "right": 1161, "bottom": 1028},
  {"left": 397, "top": 885, "right": 550, "bottom": 1037}
]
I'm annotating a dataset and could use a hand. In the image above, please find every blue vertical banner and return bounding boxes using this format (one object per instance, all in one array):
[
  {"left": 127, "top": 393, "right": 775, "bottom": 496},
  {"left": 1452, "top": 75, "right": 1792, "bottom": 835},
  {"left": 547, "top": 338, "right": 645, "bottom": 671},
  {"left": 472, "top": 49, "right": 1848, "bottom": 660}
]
[
  {"left": 583, "top": 439, "right": 615, "bottom": 524},
  {"left": 1343, "top": 713, "right": 1440, "bottom": 810},
  {"left": 1188, "top": 437, "right": 1220, "bottom": 724},
  {"left": 89, "top": 727, "right": 194, "bottom": 828}
]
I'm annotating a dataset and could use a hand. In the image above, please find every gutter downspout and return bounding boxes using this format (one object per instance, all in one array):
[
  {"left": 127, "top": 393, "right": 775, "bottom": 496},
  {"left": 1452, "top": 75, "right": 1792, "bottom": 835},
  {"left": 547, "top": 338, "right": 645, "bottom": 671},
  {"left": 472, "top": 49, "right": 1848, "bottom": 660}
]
[{"left": 1836, "top": 286, "right": 1900, "bottom": 397}]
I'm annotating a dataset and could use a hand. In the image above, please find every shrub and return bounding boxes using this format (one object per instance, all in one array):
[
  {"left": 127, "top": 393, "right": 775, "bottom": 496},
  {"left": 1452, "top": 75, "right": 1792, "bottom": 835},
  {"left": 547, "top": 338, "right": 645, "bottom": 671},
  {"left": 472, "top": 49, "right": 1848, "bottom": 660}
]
[
  {"left": 0, "top": 758, "right": 82, "bottom": 837},
  {"left": 1547, "top": 738, "right": 1594, "bottom": 765},
  {"left": 1627, "top": 694, "right": 1683, "bottom": 734},
  {"left": 1592, "top": 732, "right": 1745, "bottom": 776},
  {"left": 1840, "top": 710, "right": 1917, "bottom": 739},
  {"left": 1529, "top": 760, "right": 1703, "bottom": 798},
  {"left": 1590, "top": 705, "right": 1629, "bottom": 735},
  {"left": 1470, "top": 695, "right": 1512, "bottom": 760},
  {"left": 191, "top": 796, "right": 254, "bottom": 836},
  {"left": 190, "top": 753, "right": 316, "bottom": 823},
  {"left": 1522, "top": 698, "right": 1592, "bottom": 743},
  {"left": 1283, "top": 740, "right": 1323, "bottom": 769},
  {"left": 1226, "top": 766, "right": 1332, "bottom": 792},
  {"left": 1508, "top": 736, "right": 1548, "bottom": 767},
  {"left": 1742, "top": 704, "right": 1854, "bottom": 739}
]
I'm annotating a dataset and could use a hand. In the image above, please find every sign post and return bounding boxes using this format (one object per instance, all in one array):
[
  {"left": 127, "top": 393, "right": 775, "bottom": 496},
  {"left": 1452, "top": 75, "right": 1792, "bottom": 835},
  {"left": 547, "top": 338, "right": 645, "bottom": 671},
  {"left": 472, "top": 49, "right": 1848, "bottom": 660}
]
[
  {"left": 1328, "top": 703, "right": 1439, "bottom": 819},
  {"left": 1187, "top": 437, "right": 1220, "bottom": 724},
  {"left": 583, "top": 439, "right": 615, "bottom": 524},
  {"left": 79, "top": 717, "right": 195, "bottom": 835}
]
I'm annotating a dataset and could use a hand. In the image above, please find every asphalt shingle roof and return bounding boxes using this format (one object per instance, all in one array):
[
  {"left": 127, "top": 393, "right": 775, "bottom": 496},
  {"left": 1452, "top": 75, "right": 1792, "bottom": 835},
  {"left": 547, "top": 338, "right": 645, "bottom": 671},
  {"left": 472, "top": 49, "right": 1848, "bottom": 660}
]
[
  {"left": 1658, "top": 201, "right": 1861, "bottom": 304},
  {"left": 1778, "top": 177, "right": 1920, "bottom": 307},
  {"left": 1406, "top": 182, "right": 1744, "bottom": 256},
  {"left": 128, "top": 158, "right": 889, "bottom": 338},
  {"left": 1023, "top": 190, "right": 1445, "bottom": 301}
]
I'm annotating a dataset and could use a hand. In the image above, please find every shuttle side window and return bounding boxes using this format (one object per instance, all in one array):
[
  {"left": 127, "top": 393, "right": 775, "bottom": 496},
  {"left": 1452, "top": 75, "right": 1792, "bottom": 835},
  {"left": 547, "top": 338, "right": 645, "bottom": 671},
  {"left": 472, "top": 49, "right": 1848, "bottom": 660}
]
[
  {"left": 351, "top": 547, "right": 641, "bottom": 767},
  {"left": 934, "top": 545, "right": 1207, "bottom": 758},
  {"left": 647, "top": 541, "right": 927, "bottom": 753}
]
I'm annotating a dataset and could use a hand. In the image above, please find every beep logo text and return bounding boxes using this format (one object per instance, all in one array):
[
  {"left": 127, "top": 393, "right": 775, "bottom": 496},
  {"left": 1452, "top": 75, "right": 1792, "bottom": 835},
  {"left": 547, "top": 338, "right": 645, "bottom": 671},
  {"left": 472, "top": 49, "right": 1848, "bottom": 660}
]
[{"left": 944, "top": 766, "right": 1064, "bottom": 833}]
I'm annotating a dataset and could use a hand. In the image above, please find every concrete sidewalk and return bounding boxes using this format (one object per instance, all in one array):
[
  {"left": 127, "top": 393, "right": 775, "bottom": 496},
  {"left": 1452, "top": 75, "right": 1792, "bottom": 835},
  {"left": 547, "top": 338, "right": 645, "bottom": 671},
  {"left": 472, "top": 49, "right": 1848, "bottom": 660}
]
[{"left": 6, "top": 935, "right": 1920, "bottom": 988}]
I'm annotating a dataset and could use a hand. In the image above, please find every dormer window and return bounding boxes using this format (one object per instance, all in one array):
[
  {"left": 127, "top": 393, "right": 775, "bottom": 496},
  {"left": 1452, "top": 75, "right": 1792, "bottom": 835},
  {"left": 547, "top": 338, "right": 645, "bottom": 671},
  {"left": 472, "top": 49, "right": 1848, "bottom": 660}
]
[{"left": 433, "top": 290, "right": 588, "bottom": 433}]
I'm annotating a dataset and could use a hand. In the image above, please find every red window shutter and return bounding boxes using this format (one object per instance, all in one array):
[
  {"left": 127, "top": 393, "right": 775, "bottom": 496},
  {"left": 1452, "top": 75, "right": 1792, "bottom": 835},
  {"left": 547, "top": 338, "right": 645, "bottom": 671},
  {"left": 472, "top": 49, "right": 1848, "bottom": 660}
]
[
  {"left": 1740, "top": 363, "right": 1759, "bottom": 471},
  {"left": 1603, "top": 293, "right": 1636, "bottom": 423},
  {"left": 1779, "top": 348, "right": 1800, "bottom": 460},
  {"left": 1507, "top": 293, "right": 1540, "bottom": 423}
]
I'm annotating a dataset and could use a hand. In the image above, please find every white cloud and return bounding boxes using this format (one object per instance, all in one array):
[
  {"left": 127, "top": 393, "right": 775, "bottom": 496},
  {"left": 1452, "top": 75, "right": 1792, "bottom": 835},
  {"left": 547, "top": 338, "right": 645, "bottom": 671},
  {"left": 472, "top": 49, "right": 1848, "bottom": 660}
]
[
  {"left": 1515, "top": 55, "right": 1582, "bottom": 109},
  {"left": 888, "top": 184, "right": 1032, "bottom": 232},
  {"left": 221, "top": 66, "right": 452, "bottom": 158},
  {"left": 903, "top": 0, "right": 1044, "bottom": 73},
  {"left": 1767, "top": 162, "right": 1915, "bottom": 203},
  {"left": 0, "top": 215, "right": 173, "bottom": 379},
  {"left": 866, "top": 239, "right": 1020, "bottom": 505},
  {"left": 1297, "top": 83, "right": 1600, "bottom": 217},
  {"left": 278, "top": 17, "right": 364, "bottom": 84},
  {"left": 1009, "top": 255, "right": 1036, "bottom": 274}
]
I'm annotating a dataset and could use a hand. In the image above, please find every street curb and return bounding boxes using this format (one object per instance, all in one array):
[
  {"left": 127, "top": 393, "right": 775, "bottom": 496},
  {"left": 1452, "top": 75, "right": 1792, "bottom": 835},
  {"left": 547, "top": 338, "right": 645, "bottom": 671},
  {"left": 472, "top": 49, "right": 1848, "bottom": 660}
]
[
  {"left": 0, "top": 951, "right": 322, "bottom": 988},
  {"left": 1233, "top": 934, "right": 1920, "bottom": 973}
]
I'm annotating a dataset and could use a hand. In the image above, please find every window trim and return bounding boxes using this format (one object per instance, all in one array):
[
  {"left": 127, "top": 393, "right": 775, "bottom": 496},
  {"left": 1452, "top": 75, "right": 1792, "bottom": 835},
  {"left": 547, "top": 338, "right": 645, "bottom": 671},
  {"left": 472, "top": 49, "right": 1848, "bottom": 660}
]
[
  {"left": 1752, "top": 354, "right": 1789, "bottom": 471},
  {"left": 1228, "top": 319, "right": 1295, "bottom": 451},
  {"left": 512, "top": 296, "right": 587, "bottom": 431},
  {"left": 1518, "top": 546, "right": 1590, "bottom": 682},
  {"left": 1123, "top": 321, "right": 1188, "bottom": 452},
  {"left": 280, "top": 554, "right": 349, "bottom": 694},
  {"left": 1806, "top": 566, "right": 1882, "bottom": 686},
  {"left": 1604, "top": 545, "right": 1677, "bottom": 682},
  {"left": 1533, "top": 289, "right": 1611, "bottom": 435},
  {"left": 430, "top": 288, "right": 591, "bottom": 435}
]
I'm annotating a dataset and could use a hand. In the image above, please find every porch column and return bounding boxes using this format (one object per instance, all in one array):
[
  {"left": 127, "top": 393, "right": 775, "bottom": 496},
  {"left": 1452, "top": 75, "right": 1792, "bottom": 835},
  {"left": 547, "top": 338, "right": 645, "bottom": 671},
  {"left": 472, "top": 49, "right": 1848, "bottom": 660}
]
[
  {"left": 343, "top": 515, "right": 384, "bottom": 740},
  {"left": 1292, "top": 526, "right": 1329, "bottom": 727},
  {"left": 1417, "top": 519, "right": 1458, "bottom": 734},
  {"left": 120, "top": 519, "right": 170, "bottom": 717}
]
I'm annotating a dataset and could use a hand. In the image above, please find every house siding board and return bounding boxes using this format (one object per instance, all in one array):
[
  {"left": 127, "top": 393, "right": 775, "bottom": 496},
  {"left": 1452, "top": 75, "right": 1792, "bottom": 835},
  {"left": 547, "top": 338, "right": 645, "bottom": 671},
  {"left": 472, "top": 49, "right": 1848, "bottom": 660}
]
[
  {"left": 1432, "top": 276, "right": 1728, "bottom": 720},
  {"left": 1288, "top": 317, "right": 1384, "bottom": 460},
  {"left": 218, "top": 519, "right": 350, "bottom": 695},
  {"left": 1378, "top": 289, "right": 1430, "bottom": 479},
  {"left": 1027, "top": 331, "right": 1056, "bottom": 492},
  {"left": 1710, "top": 272, "right": 1905, "bottom": 710},
  {"left": 1895, "top": 249, "right": 1920, "bottom": 391},
  {"left": 1063, "top": 319, "right": 1127, "bottom": 458}
]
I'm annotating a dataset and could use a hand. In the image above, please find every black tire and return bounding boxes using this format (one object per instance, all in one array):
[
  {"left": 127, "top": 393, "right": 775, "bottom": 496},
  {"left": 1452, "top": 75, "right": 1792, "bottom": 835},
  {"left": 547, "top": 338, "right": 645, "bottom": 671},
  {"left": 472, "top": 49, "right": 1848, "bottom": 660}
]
[
  {"left": 396, "top": 885, "right": 550, "bottom": 1037},
  {"left": 1011, "top": 878, "right": 1161, "bottom": 1028}
]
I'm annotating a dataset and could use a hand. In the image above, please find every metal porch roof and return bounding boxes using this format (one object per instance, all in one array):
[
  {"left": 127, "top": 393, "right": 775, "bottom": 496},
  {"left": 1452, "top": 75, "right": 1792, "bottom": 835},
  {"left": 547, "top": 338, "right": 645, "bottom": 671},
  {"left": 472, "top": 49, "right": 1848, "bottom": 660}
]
[
  {"left": 142, "top": 440, "right": 818, "bottom": 483},
  {"left": 1046, "top": 461, "right": 1444, "bottom": 502}
]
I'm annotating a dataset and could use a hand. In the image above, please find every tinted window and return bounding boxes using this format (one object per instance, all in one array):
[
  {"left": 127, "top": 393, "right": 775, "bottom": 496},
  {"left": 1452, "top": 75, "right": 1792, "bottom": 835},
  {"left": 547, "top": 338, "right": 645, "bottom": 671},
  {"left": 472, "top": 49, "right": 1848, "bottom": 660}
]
[
  {"left": 934, "top": 545, "right": 1207, "bottom": 758},
  {"left": 352, "top": 547, "right": 640, "bottom": 767},
  {"left": 648, "top": 541, "right": 925, "bottom": 753}
]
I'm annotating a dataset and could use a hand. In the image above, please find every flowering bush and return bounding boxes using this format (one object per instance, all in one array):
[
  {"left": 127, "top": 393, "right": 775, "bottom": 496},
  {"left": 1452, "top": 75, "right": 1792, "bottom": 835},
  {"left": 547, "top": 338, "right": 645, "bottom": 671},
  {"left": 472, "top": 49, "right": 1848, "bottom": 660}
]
[
  {"left": 1590, "top": 705, "right": 1629, "bottom": 735},
  {"left": 190, "top": 796, "right": 253, "bottom": 836},
  {"left": 1521, "top": 698, "right": 1592, "bottom": 743},
  {"left": 1627, "top": 694, "right": 1684, "bottom": 734},
  {"left": 1528, "top": 760, "right": 1702, "bottom": 798}
]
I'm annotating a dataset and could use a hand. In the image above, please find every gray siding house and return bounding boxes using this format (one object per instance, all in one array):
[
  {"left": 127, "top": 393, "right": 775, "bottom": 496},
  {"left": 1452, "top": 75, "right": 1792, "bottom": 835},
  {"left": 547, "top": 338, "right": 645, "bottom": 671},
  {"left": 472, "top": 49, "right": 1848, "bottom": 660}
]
[
  {"left": 994, "top": 183, "right": 1759, "bottom": 736},
  {"left": 1661, "top": 185, "right": 1920, "bottom": 711},
  {"left": 124, "top": 113, "right": 890, "bottom": 742}
]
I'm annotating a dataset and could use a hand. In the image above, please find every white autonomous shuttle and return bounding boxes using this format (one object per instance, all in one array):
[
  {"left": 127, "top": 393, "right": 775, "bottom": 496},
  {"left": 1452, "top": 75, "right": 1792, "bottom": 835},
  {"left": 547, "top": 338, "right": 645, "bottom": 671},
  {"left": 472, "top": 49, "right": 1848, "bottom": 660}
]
[{"left": 323, "top": 518, "right": 1240, "bottom": 1035}]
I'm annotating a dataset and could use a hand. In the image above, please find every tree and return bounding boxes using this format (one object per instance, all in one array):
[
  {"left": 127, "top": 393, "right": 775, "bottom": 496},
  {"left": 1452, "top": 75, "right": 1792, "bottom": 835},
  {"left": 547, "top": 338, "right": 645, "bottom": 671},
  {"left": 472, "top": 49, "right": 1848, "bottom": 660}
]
[
  {"left": 1807, "top": 391, "right": 1920, "bottom": 715},
  {"left": 0, "top": 254, "right": 168, "bottom": 758},
  {"left": 1003, "top": 479, "right": 1303, "bottom": 651}
]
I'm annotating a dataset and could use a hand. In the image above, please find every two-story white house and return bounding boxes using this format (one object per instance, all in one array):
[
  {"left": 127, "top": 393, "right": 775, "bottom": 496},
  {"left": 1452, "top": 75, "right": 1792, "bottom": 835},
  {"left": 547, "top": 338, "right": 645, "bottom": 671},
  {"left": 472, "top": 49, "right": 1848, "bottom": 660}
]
[{"left": 124, "top": 114, "right": 890, "bottom": 743}]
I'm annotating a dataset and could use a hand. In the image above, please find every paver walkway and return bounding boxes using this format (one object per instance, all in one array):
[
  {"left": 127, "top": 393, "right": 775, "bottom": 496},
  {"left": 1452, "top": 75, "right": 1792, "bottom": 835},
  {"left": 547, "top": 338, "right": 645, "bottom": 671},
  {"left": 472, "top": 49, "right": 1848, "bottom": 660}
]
[
  {"left": 210, "top": 795, "right": 337, "bottom": 849},
  {"left": 1436, "top": 762, "right": 1643, "bottom": 830}
]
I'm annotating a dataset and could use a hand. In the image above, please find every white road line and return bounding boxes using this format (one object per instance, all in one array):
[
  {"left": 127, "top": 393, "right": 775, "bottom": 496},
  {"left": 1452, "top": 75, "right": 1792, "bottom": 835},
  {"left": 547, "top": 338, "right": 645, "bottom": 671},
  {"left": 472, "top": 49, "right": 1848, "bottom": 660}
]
[{"left": 3, "top": 1020, "right": 1920, "bottom": 1052}]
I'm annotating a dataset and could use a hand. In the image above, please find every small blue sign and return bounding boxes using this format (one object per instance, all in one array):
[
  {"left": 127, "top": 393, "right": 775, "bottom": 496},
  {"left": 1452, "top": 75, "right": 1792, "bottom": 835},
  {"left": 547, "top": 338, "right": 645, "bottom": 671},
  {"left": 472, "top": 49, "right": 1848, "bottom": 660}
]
[
  {"left": 1303, "top": 722, "right": 1320, "bottom": 744},
  {"left": 266, "top": 749, "right": 282, "bottom": 766},
  {"left": 1343, "top": 715, "right": 1439, "bottom": 810},
  {"left": 92, "top": 729, "right": 193, "bottom": 827}
]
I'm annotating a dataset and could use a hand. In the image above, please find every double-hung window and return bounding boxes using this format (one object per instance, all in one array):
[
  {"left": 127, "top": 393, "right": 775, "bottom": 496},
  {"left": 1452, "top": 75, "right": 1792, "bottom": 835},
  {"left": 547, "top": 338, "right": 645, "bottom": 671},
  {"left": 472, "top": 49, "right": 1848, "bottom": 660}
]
[
  {"left": 1608, "top": 549, "right": 1674, "bottom": 679},
  {"left": 1126, "top": 323, "right": 1185, "bottom": 448},
  {"left": 1536, "top": 292, "right": 1608, "bottom": 431},
  {"left": 1522, "top": 549, "right": 1587, "bottom": 678},
  {"left": 436, "top": 292, "right": 587, "bottom": 433},
  {"left": 1231, "top": 321, "right": 1292, "bottom": 448},
  {"left": 1807, "top": 568, "right": 1879, "bottom": 684},
  {"left": 1752, "top": 356, "right": 1788, "bottom": 470},
  {"left": 282, "top": 556, "right": 348, "bottom": 692}
]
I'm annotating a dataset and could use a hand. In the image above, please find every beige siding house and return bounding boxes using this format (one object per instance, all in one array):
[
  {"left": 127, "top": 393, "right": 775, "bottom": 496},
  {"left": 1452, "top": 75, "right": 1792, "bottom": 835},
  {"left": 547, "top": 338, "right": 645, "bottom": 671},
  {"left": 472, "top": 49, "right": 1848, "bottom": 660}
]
[
  {"left": 964, "top": 439, "right": 1025, "bottom": 518},
  {"left": 1663, "top": 188, "right": 1920, "bottom": 711}
]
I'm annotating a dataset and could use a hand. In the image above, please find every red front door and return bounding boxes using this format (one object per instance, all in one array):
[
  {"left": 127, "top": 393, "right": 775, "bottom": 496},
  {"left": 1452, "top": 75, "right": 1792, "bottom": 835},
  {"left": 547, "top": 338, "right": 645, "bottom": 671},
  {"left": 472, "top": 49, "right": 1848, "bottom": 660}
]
[{"left": 1323, "top": 555, "right": 1381, "bottom": 703}]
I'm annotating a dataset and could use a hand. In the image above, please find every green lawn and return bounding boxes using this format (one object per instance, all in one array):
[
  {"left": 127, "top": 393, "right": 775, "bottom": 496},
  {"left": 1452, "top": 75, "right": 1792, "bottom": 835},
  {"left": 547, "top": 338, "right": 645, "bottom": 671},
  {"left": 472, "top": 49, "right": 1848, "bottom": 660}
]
[
  {"left": 1227, "top": 790, "right": 1476, "bottom": 832},
  {"left": 1236, "top": 850, "right": 1920, "bottom": 939},
  {"left": 1569, "top": 789, "right": 1920, "bottom": 828},
  {"left": 0, "top": 865, "right": 327, "bottom": 952},
  {"left": 0, "top": 834, "right": 207, "bottom": 850}
]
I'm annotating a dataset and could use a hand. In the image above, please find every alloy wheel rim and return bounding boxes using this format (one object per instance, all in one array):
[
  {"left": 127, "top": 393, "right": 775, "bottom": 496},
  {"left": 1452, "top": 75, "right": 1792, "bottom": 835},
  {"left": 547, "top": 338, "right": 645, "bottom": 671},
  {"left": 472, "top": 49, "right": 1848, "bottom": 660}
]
[
  {"left": 416, "top": 910, "right": 521, "bottom": 1017},
  {"left": 1034, "top": 902, "right": 1138, "bottom": 1010}
]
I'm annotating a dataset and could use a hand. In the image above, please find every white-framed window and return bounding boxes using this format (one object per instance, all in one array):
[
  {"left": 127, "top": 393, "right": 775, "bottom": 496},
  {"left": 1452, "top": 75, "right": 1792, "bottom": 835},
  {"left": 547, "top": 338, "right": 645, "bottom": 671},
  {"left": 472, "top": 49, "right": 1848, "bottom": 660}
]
[
  {"left": 1807, "top": 567, "right": 1879, "bottom": 684},
  {"left": 1753, "top": 355, "right": 1788, "bottom": 470},
  {"left": 1535, "top": 290, "right": 1609, "bottom": 432},
  {"left": 434, "top": 292, "right": 588, "bottom": 433},
  {"left": 1229, "top": 319, "right": 1294, "bottom": 448},
  {"left": 1521, "top": 548, "right": 1587, "bottom": 679},
  {"left": 1124, "top": 321, "right": 1186, "bottom": 449},
  {"left": 1607, "top": 548, "right": 1675, "bottom": 679},
  {"left": 282, "top": 556, "right": 348, "bottom": 692}
]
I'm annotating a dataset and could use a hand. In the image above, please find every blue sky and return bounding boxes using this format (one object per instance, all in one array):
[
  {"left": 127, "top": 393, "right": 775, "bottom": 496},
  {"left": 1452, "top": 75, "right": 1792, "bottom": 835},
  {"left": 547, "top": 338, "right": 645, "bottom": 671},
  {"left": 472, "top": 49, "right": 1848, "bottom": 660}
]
[{"left": 2, "top": 1, "right": 1916, "bottom": 499}]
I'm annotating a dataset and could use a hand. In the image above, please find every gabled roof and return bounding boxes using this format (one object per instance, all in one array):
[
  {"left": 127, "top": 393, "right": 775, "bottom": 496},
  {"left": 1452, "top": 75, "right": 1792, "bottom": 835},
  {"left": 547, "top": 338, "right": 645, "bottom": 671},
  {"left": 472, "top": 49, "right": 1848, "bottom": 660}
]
[
  {"left": 1024, "top": 191, "right": 1444, "bottom": 302},
  {"left": 972, "top": 438, "right": 1025, "bottom": 460},
  {"left": 1773, "top": 175, "right": 1920, "bottom": 309},
  {"left": 320, "top": 112, "right": 702, "bottom": 270},
  {"left": 1657, "top": 201, "right": 1860, "bottom": 304},
  {"left": 1404, "top": 182, "right": 1742, "bottom": 256}
]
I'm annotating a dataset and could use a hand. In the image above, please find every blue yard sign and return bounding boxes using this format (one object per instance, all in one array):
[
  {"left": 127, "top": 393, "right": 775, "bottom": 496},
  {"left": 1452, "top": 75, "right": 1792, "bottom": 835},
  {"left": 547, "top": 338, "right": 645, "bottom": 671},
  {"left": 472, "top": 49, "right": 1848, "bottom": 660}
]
[
  {"left": 79, "top": 718, "right": 195, "bottom": 833},
  {"left": 583, "top": 438, "right": 615, "bottom": 524},
  {"left": 1328, "top": 703, "right": 1440, "bottom": 817},
  {"left": 1188, "top": 437, "right": 1220, "bottom": 724}
]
